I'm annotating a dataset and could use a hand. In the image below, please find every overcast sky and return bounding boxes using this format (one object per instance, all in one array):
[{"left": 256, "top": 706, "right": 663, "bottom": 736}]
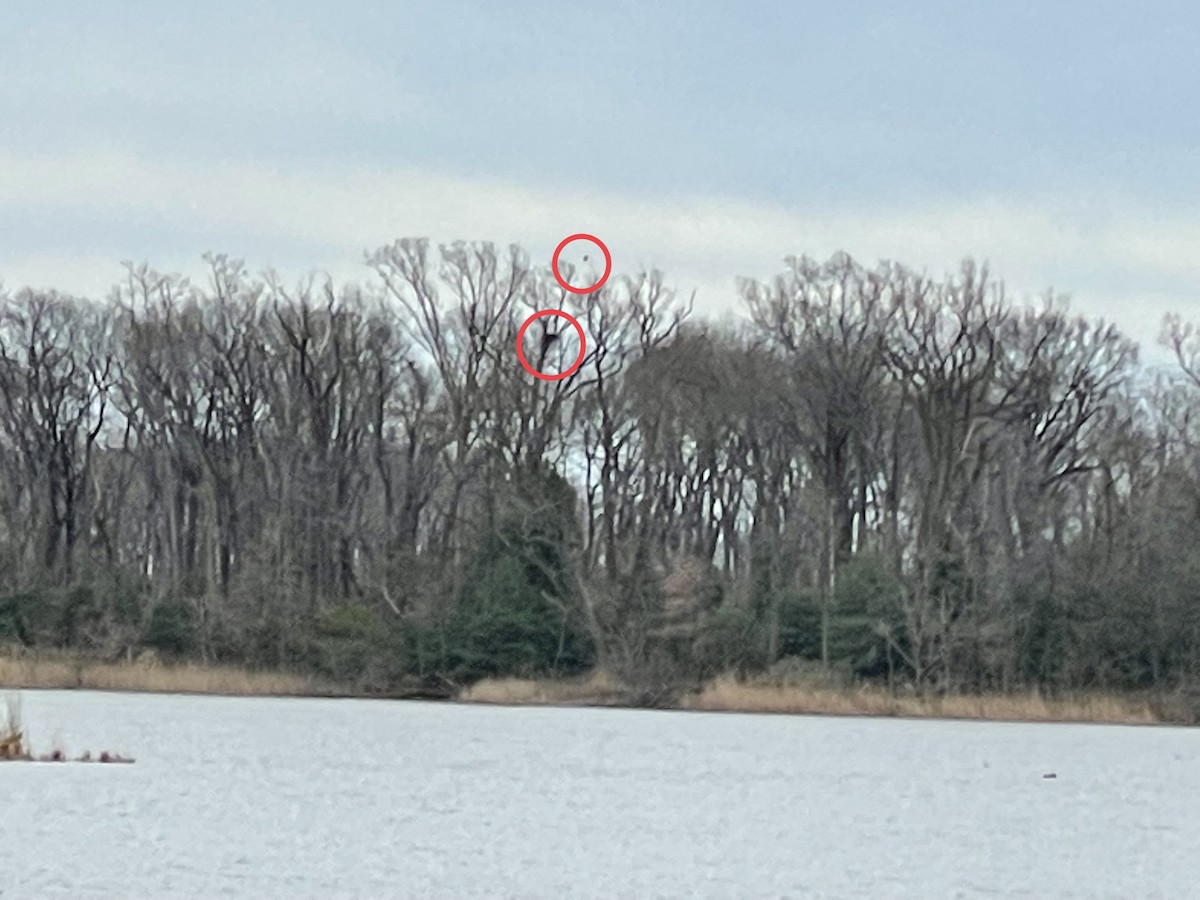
[{"left": 3, "top": 1, "right": 1199, "bottom": 352}]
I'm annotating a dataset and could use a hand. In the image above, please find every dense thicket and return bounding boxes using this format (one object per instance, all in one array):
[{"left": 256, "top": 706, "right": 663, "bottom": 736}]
[{"left": 3, "top": 242, "right": 1199, "bottom": 699}]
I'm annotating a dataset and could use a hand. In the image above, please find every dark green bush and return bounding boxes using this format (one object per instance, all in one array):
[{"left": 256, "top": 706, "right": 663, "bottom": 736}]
[
  {"left": 142, "top": 600, "right": 196, "bottom": 657},
  {"left": 443, "top": 541, "right": 591, "bottom": 681}
]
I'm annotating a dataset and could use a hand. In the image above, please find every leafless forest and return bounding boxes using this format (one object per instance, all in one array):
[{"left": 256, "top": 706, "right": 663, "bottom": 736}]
[{"left": 3, "top": 240, "right": 1200, "bottom": 700}]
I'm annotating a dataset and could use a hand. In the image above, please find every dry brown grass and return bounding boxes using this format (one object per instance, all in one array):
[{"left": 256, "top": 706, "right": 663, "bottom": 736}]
[
  {"left": 1, "top": 694, "right": 30, "bottom": 760},
  {"left": 0, "top": 650, "right": 320, "bottom": 697},
  {"left": 461, "top": 664, "right": 1171, "bottom": 725},
  {"left": 682, "top": 674, "right": 1165, "bottom": 725},
  {"left": 460, "top": 669, "right": 626, "bottom": 706},
  {"left": 2, "top": 646, "right": 1178, "bottom": 726}
]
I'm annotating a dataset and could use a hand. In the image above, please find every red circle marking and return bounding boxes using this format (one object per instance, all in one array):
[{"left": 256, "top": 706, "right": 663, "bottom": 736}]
[
  {"left": 516, "top": 309, "right": 586, "bottom": 381},
  {"left": 551, "top": 234, "right": 612, "bottom": 294}
]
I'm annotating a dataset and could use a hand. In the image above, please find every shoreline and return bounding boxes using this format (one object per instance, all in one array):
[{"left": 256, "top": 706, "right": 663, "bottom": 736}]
[
  {"left": 458, "top": 672, "right": 1184, "bottom": 728},
  {"left": 3, "top": 653, "right": 1192, "bottom": 727}
]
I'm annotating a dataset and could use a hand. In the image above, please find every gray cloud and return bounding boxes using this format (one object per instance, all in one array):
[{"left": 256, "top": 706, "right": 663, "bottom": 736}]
[{"left": 1, "top": 146, "right": 1197, "bottom": 355}]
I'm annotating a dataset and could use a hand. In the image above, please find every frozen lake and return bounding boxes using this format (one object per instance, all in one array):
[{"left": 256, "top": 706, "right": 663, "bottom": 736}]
[{"left": 2, "top": 689, "right": 1197, "bottom": 898}]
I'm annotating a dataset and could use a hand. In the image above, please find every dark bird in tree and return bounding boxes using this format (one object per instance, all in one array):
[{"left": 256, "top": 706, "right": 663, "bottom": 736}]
[{"left": 536, "top": 321, "right": 560, "bottom": 370}]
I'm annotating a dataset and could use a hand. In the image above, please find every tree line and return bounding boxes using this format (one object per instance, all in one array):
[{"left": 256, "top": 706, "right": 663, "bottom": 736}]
[{"left": 2, "top": 240, "right": 1199, "bottom": 700}]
